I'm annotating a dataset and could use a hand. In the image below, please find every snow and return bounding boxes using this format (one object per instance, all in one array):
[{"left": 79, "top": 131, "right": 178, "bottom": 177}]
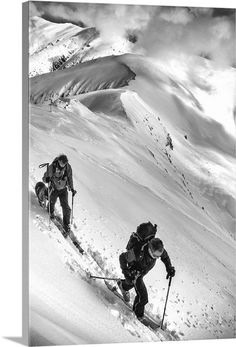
[
  {"left": 30, "top": 55, "right": 136, "bottom": 104},
  {"left": 29, "top": 16, "right": 99, "bottom": 77},
  {"left": 156, "top": 57, "right": 236, "bottom": 136},
  {"left": 29, "top": 16, "right": 85, "bottom": 55},
  {"left": 29, "top": 16, "right": 236, "bottom": 345},
  {"left": 29, "top": 220, "right": 141, "bottom": 345}
]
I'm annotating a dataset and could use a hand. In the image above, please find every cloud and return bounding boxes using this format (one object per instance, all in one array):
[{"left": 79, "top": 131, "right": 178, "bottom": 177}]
[
  {"left": 210, "top": 18, "right": 232, "bottom": 40},
  {"left": 30, "top": 2, "right": 154, "bottom": 29},
  {"left": 91, "top": 5, "right": 155, "bottom": 43},
  {"left": 189, "top": 7, "right": 214, "bottom": 17},
  {"left": 30, "top": 2, "right": 235, "bottom": 66},
  {"left": 135, "top": 8, "right": 235, "bottom": 66},
  {"left": 29, "top": 2, "right": 156, "bottom": 44},
  {"left": 29, "top": 2, "right": 43, "bottom": 17},
  {"left": 159, "top": 7, "right": 193, "bottom": 25}
]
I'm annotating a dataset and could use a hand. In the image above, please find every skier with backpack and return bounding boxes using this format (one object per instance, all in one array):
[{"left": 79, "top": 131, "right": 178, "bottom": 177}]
[
  {"left": 42, "top": 154, "right": 77, "bottom": 235},
  {"left": 118, "top": 222, "right": 175, "bottom": 322}
]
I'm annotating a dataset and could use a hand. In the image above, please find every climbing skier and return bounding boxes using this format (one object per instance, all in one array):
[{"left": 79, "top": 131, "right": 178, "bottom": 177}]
[
  {"left": 166, "top": 133, "right": 173, "bottom": 150},
  {"left": 118, "top": 231, "right": 175, "bottom": 322},
  {"left": 42, "top": 154, "right": 77, "bottom": 235}
]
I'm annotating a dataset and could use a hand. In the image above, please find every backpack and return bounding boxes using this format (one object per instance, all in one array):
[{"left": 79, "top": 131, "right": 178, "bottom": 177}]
[
  {"left": 126, "top": 222, "right": 157, "bottom": 250},
  {"left": 35, "top": 181, "right": 48, "bottom": 207},
  {"left": 39, "top": 158, "right": 68, "bottom": 180}
]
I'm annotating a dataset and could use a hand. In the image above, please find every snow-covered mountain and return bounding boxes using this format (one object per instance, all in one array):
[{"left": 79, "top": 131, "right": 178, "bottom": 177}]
[
  {"left": 29, "top": 16, "right": 236, "bottom": 345},
  {"left": 29, "top": 16, "right": 133, "bottom": 77}
]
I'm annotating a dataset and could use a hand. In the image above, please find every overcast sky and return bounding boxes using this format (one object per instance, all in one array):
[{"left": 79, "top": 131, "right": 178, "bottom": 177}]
[{"left": 29, "top": 1, "right": 235, "bottom": 66}]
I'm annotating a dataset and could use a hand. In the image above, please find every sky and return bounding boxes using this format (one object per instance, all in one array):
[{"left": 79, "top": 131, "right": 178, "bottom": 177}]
[{"left": 29, "top": 1, "right": 235, "bottom": 67}]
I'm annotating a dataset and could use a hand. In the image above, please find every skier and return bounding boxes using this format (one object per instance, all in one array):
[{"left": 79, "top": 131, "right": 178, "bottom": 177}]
[
  {"left": 166, "top": 133, "right": 173, "bottom": 150},
  {"left": 118, "top": 235, "right": 175, "bottom": 322},
  {"left": 42, "top": 154, "right": 77, "bottom": 235}
]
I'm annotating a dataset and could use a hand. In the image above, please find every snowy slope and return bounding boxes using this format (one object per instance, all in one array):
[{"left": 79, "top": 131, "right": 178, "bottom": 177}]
[
  {"left": 29, "top": 19, "right": 236, "bottom": 346},
  {"left": 30, "top": 55, "right": 136, "bottom": 104},
  {"left": 30, "top": 53, "right": 235, "bottom": 238},
  {"left": 29, "top": 16, "right": 84, "bottom": 55},
  {"left": 29, "top": 16, "right": 99, "bottom": 77},
  {"left": 30, "top": 209, "right": 157, "bottom": 345}
]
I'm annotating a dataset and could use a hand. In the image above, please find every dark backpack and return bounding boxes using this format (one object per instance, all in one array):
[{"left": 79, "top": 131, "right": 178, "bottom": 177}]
[
  {"left": 39, "top": 158, "right": 68, "bottom": 180},
  {"left": 126, "top": 222, "right": 157, "bottom": 250}
]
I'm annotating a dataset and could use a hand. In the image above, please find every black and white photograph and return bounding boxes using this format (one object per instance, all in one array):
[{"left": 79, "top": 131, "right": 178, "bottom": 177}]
[{"left": 15, "top": 0, "right": 236, "bottom": 345}]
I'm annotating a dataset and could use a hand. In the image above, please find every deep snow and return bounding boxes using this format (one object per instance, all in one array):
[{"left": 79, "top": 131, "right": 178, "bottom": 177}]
[{"left": 29, "top": 16, "right": 236, "bottom": 345}]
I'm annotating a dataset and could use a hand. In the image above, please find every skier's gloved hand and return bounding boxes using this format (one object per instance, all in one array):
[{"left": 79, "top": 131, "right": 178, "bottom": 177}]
[
  {"left": 71, "top": 189, "right": 77, "bottom": 196},
  {"left": 123, "top": 270, "right": 137, "bottom": 283},
  {"left": 123, "top": 270, "right": 133, "bottom": 281},
  {"left": 166, "top": 266, "right": 175, "bottom": 279}
]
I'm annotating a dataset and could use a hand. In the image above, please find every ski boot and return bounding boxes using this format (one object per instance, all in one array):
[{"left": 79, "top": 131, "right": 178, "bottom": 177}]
[
  {"left": 137, "top": 316, "right": 145, "bottom": 324},
  {"left": 63, "top": 224, "right": 71, "bottom": 238},
  {"left": 117, "top": 280, "right": 130, "bottom": 303},
  {"left": 50, "top": 212, "right": 55, "bottom": 220},
  {"left": 65, "top": 227, "right": 84, "bottom": 254}
]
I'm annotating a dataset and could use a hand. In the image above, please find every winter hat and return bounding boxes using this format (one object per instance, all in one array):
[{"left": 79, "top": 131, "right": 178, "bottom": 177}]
[{"left": 58, "top": 154, "right": 68, "bottom": 163}]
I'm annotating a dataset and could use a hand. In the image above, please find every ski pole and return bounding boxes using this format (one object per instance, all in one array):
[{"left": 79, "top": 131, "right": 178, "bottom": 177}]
[
  {"left": 44, "top": 163, "right": 52, "bottom": 228},
  {"left": 160, "top": 276, "right": 172, "bottom": 330},
  {"left": 38, "top": 162, "right": 52, "bottom": 227},
  {"left": 71, "top": 193, "right": 74, "bottom": 224},
  {"left": 39, "top": 162, "right": 49, "bottom": 169},
  {"left": 48, "top": 182, "right": 52, "bottom": 227},
  {"left": 89, "top": 274, "right": 121, "bottom": 281}
]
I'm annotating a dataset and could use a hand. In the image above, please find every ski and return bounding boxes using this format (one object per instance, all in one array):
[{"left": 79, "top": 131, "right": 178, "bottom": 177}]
[
  {"left": 35, "top": 184, "right": 84, "bottom": 255},
  {"left": 104, "top": 280, "right": 161, "bottom": 331},
  {"left": 52, "top": 215, "right": 84, "bottom": 254},
  {"left": 72, "top": 239, "right": 85, "bottom": 255}
]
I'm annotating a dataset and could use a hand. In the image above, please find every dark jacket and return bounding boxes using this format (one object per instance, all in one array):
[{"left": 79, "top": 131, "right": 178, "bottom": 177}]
[
  {"left": 43, "top": 158, "right": 74, "bottom": 191},
  {"left": 119, "top": 243, "right": 172, "bottom": 278}
]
